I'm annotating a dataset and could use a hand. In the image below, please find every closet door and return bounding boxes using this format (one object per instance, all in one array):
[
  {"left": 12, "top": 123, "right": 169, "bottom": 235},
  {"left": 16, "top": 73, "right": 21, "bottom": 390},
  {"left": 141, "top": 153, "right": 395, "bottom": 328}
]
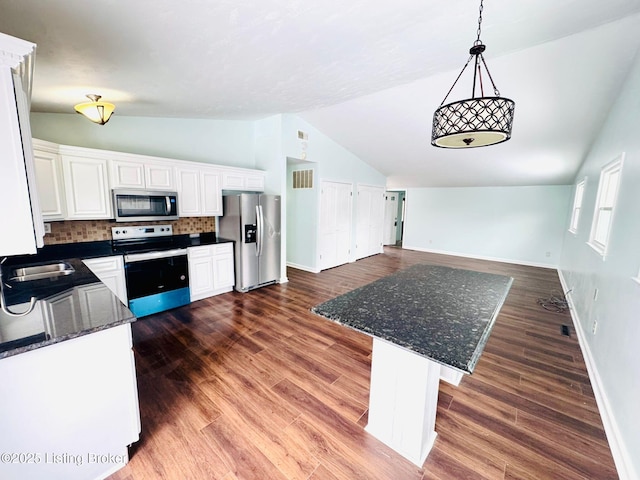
[
  {"left": 319, "top": 181, "right": 353, "bottom": 270},
  {"left": 355, "top": 185, "right": 385, "bottom": 260}
]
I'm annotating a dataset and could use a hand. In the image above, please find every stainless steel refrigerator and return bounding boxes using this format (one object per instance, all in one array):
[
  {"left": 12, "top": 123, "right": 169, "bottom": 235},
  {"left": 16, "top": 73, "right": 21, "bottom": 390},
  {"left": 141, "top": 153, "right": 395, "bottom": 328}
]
[{"left": 219, "top": 193, "right": 282, "bottom": 292}]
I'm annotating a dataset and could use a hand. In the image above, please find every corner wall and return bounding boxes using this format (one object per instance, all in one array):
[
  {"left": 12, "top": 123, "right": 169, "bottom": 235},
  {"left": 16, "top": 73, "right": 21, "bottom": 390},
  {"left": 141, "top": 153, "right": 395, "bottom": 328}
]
[{"left": 558, "top": 51, "right": 640, "bottom": 480}]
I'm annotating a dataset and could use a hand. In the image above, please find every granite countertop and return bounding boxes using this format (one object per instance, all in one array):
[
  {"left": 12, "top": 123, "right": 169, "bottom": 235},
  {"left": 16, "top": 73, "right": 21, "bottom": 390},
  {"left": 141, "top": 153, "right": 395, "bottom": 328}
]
[
  {"left": 0, "top": 259, "right": 135, "bottom": 359},
  {"left": 311, "top": 264, "right": 513, "bottom": 373},
  {"left": 0, "top": 232, "right": 233, "bottom": 359}
]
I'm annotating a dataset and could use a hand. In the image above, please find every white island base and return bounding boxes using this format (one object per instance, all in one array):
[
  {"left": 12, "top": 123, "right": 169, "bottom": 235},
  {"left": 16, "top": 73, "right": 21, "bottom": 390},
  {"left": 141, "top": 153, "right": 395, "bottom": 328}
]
[{"left": 365, "top": 338, "right": 464, "bottom": 467}]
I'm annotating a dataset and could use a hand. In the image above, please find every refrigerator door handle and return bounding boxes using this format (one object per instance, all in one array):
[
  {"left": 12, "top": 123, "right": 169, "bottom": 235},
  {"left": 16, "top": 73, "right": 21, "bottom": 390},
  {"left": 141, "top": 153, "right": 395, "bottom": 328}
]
[{"left": 256, "top": 204, "right": 264, "bottom": 257}]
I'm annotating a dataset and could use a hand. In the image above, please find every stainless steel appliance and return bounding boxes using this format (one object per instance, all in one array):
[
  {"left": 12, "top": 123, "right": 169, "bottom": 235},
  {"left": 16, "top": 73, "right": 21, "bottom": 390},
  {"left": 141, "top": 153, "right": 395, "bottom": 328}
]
[
  {"left": 219, "top": 194, "right": 281, "bottom": 292},
  {"left": 112, "top": 189, "right": 178, "bottom": 222},
  {"left": 112, "top": 225, "right": 189, "bottom": 317}
]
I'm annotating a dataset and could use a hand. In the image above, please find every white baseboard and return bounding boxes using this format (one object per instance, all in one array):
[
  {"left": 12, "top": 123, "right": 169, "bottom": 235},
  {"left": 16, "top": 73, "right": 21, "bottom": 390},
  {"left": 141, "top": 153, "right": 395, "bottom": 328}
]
[
  {"left": 401, "top": 245, "right": 557, "bottom": 270},
  {"left": 557, "top": 270, "right": 636, "bottom": 480},
  {"left": 286, "top": 262, "right": 320, "bottom": 274}
]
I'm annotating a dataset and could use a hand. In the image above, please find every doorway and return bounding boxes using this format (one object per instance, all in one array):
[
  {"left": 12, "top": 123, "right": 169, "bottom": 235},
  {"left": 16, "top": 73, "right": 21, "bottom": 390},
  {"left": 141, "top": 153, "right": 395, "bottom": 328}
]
[{"left": 384, "top": 190, "right": 405, "bottom": 247}]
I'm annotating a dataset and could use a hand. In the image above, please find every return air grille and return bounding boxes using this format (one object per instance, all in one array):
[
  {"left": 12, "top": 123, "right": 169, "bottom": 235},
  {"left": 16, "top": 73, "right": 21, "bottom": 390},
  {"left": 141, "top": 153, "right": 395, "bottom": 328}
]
[{"left": 293, "top": 169, "right": 313, "bottom": 189}]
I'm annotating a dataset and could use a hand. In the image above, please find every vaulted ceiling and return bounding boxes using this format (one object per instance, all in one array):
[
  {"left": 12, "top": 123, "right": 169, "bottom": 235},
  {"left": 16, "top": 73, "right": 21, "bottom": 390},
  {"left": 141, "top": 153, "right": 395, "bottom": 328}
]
[{"left": 2, "top": 0, "right": 639, "bottom": 187}]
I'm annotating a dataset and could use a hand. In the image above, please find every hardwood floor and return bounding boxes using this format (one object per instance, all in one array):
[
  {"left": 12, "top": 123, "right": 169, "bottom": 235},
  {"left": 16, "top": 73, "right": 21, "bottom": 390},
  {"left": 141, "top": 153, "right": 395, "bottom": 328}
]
[{"left": 108, "top": 247, "right": 618, "bottom": 480}]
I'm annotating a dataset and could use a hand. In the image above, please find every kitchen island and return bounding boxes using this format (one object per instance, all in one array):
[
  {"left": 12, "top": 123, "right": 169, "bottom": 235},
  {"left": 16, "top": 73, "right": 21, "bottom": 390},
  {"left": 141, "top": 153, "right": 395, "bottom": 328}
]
[
  {"left": 0, "top": 257, "right": 140, "bottom": 480},
  {"left": 312, "top": 263, "right": 513, "bottom": 466}
]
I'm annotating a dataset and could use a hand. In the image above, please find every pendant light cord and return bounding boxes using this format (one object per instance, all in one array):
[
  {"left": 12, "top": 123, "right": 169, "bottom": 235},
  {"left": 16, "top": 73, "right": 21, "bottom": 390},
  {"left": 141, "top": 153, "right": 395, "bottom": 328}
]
[
  {"left": 475, "top": 0, "right": 484, "bottom": 46},
  {"left": 437, "top": 0, "right": 501, "bottom": 106}
]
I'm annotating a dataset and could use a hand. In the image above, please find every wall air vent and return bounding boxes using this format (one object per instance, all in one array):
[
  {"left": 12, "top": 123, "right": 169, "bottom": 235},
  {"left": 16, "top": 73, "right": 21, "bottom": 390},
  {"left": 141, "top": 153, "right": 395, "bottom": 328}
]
[{"left": 293, "top": 169, "right": 313, "bottom": 189}]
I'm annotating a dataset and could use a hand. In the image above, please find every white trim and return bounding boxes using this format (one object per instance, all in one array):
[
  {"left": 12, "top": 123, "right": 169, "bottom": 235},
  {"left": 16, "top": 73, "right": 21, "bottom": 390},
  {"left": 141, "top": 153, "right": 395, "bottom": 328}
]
[
  {"left": 632, "top": 276, "right": 640, "bottom": 286},
  {"left": 557, "top": 271, "right": 637, "bottom": 480},
  {"left": 286, "top": 262, "right": 320, "bottom": 274},
  {"left": 588, "top": 154, "right": 624, "bottom": 258},
  {"left": 568, "top": 178, "right": 586, "bottom": 234},
  {"left": 400, "top": 245, "right": 557, "bottom": 269}
]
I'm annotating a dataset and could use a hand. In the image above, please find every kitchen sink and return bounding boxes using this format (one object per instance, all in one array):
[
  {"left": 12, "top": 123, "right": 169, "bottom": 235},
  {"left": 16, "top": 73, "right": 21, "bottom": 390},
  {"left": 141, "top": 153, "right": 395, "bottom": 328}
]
[{"left": 9, "top": 262, "right": 75, "bottom": 282}]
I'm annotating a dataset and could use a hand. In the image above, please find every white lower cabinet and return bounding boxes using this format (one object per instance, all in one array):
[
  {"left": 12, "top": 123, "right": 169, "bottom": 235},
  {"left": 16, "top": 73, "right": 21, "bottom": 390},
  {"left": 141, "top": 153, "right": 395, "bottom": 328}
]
[
  {"left": 188, "top": 243, "right": 235, "bottom": 301},
  {"left": 0, "top": 323, "right": 140, "bottom": 480},
  {"left": 83, "top": 256, "right": 128, "bottom": 305}
]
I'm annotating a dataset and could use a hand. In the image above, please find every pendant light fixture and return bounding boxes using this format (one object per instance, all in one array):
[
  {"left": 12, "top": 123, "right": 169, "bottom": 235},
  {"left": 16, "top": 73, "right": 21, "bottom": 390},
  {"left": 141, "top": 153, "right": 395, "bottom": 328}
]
[
  {"left": 74, "top": 94, "right": 115, "bottom": 125},
  {"left": 431, "top": 0, "right": 515, "bottom": 148}
]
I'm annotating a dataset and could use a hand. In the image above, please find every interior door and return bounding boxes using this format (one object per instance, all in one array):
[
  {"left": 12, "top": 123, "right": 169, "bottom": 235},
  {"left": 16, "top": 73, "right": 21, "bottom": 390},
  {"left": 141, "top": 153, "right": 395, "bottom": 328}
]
[
  {"left": 383, "top": 192, "right": 399, "bottom": 245},
  {"left": 356, "top": 185, "right": 385, "bottom": 260},
  {"left": 319, "top": 181, "right": 353, "bottom": 270}
]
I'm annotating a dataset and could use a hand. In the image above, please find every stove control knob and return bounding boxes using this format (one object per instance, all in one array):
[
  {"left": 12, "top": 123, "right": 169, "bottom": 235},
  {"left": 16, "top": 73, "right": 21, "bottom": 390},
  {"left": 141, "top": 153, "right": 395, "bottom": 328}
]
[{"left": 114, "top": 230, "right": 120, "bottom": 235}]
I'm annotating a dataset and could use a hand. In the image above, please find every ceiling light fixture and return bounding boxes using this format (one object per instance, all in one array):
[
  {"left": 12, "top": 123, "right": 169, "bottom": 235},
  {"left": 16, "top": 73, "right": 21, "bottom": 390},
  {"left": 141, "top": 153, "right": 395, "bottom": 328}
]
[
  {"left": 74, "top": 94, "right": 115, "bottom": 125},
  {"left": 431, "top": 0, "right": 515, "bottom": 148}
]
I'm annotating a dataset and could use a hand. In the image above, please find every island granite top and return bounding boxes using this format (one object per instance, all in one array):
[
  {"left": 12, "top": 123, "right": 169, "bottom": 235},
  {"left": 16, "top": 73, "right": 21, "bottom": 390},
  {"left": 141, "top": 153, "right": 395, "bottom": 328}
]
[{"left": 311, "top": 264, "right": 513, "bottom": 373}]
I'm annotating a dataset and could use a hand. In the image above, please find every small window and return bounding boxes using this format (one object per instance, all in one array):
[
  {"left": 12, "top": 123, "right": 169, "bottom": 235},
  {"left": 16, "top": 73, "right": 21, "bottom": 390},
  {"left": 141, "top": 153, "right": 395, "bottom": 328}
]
[
  {"left": 588, "top": 154, "right": 624, "bottom": 257},
  {"left": 568, "top": 178, "right": 586, "bottom": 233}
]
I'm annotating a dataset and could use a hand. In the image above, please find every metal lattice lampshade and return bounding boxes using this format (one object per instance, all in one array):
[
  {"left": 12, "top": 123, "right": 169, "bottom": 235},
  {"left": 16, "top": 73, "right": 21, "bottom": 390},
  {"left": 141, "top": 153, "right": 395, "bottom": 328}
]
[
  {"left": 430, "top": 0, "right": 515, "bottom": 149},
  {"left": 432, "top": 96, "right": 515, "bottom": 148}
]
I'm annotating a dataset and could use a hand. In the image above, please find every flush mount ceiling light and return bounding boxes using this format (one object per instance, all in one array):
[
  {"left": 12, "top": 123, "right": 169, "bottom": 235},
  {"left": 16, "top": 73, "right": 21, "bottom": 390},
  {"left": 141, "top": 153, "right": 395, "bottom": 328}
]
[
  {"left": 431, "top": 0, "right": 515, "bottom": 148},
  {"left": 74, "top": 94, "right": 115, "bottom": 125}
]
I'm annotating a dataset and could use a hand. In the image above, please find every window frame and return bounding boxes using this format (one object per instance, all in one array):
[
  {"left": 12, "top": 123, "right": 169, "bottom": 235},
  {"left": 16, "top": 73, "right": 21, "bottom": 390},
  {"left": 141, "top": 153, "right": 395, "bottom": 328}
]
[
  {"left": 568, "top": 178, "right": 586, "bottom": 234},
  {"left": 587, "top": 154, "right": 624, "bottom": 258}
]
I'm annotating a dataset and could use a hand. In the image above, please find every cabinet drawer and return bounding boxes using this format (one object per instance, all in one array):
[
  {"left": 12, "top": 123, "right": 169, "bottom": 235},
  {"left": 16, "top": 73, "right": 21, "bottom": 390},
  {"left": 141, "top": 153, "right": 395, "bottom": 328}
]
[
  {"left": 212, "top": 243, "right": 233, "bottom": 255},
  {"left": 83, "top": 256, "right": 124, "bottom": 273},
  {"left": 188, "top": 245, "right": 213, "bottom": 258}
]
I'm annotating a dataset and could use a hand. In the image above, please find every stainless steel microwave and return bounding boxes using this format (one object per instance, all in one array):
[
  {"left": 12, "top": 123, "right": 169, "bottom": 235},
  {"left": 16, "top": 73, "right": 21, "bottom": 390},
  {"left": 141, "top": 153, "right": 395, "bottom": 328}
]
[{"left": 112, "top": 189, "right": 179, "bottom": 222}]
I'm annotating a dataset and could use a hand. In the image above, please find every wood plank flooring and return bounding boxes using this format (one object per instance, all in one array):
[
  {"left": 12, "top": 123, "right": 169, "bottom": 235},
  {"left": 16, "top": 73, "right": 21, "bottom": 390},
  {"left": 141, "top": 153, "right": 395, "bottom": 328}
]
[{"left": 108, "top": 247, "right": 618, "bottom": 480}]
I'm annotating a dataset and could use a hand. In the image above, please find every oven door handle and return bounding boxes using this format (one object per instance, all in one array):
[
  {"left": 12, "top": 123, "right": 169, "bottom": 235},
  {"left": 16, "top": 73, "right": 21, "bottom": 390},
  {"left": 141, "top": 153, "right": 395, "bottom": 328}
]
[{"left": 124, "top": 248, "right": 187, "bottom": 263}]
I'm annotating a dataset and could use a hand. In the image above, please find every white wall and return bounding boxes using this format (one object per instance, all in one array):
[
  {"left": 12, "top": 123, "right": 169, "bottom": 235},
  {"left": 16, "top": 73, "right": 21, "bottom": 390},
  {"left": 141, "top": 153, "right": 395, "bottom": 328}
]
[
  {"left": 281, "top": 114, "right": 386, "bottom": 272},
  {"left": 30, "top": 113, "right": 256, "bottom": 168},
  {"left": 402, "top": 185, "right": 571, "bottom": 267},
  {"left": 558, "top": 51, "right": 640, "bottom": 480}
]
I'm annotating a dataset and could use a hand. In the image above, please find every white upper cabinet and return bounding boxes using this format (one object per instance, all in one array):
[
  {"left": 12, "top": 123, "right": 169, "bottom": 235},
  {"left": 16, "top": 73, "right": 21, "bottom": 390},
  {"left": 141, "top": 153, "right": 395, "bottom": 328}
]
[
  {"left": 175, "top": 164, "right": 222, "bottom": 217},
  {"left": 29, "top": 139, "right": 263, "bottom": 221},
  {"left": 0, "top": 33, "right": 42, "bottom": 256},
  {"left": 201, "top": 166, "right": 222, "bottom": 216},
  {"left": 145, "top": 162, "right": 175, "bottom": 190},
  {"left": 33, "top": 139, "right": 66, "bottom": 221},
  {"left": 60, "top": 149, "right": 113, "bottom": 220},
  {"left": 222, "top": 168, "right": 265, "bottom": 192},
  {"left": 110, "top": 160, "right": 145, "bottom": 189},
  {"left": 110, "top": 157, "right": 175, "bottom": 191}
]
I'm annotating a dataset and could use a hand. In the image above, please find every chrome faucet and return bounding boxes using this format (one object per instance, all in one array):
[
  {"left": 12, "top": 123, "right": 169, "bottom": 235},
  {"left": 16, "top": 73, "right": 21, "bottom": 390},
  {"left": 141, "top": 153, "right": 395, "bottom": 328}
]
[{"left": 0, "top": 257, "right": 37, "bottom": 317}]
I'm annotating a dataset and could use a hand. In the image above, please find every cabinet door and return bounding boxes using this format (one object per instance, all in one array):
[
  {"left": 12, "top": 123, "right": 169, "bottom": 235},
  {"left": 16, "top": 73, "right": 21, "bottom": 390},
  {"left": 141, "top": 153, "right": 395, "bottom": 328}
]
[
  {"left": 201, "top": 168, "right": 222, "bottom": 216},
  {"left": 34, "top": 149, "right": 66, "bottom": 220},
  {"left": 145, "top": 162, "right": 175, "bottom": 190},
  {"left": 83, "top": 256, "right": 127, "bottom": 305},
  {"left": 44, "top": 290, "right": 80, "bottom": 337},
  {"left": 213, "top": 249, "right": 235, "bottom": 290},
  {"left": 245, "top": 173, "right": 265, "bottom": 191},
  {"left": 110, "top": 159, "right": 145, "bottom": 189},
  {"left": 176, "top": 167, "right": 201, "bottom": 216},
  {"left": 0, "top": 68, "right": 40, "bottom": 255},
  {"left": 62, "top": 156, "right": 112, "bottom": 219},
  {"left": 188, "top": 246, "right": 214, "bottom": 301},
  {"left": 77, "top": 283, "right": 121, "bottom": 327}
]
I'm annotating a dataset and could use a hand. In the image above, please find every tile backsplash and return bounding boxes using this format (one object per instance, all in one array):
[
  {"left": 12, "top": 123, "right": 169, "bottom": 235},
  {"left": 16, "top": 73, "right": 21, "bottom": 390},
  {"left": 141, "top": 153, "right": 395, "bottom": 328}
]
[{"left": 44, "top": 217, "right": 216, "bottom": 245}]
